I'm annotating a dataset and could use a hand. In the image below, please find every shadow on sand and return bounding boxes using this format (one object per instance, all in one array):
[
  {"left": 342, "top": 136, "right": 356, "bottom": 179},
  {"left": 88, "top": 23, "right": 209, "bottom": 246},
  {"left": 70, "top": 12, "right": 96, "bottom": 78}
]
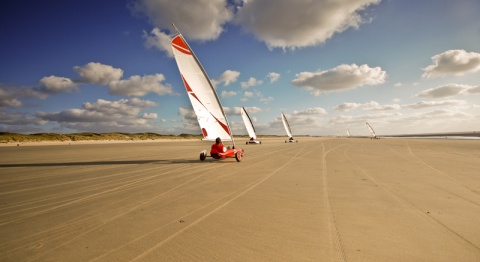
[{"left": 0, "top": 158, "right": 240, "bottom": 168}]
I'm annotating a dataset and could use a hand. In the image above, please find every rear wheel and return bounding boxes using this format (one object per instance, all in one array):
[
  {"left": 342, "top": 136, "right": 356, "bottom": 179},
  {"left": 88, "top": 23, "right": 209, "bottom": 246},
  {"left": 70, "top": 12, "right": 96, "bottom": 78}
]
[
  {"left": 235, "top": 151, "right": 242, "bottom": 162},
  {"left": 200, "top": 151, "right": 206, "bottom": 161}
]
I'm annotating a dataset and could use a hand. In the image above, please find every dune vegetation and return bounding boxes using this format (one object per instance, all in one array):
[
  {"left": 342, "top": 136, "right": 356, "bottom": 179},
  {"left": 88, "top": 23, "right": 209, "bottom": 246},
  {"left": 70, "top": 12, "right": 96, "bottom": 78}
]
[{"left": 0, "top": 132, "right": 204, "bottom": 143}]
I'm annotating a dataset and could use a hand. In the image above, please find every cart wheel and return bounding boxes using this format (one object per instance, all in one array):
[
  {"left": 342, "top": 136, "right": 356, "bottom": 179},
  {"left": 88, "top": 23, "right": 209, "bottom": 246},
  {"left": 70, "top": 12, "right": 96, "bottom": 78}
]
[
  {"left": 235, "top": 151, "right": 242, "bottom": 162},
  {"left": 200, "top": 151, "right": 206, "bottom": 161}
]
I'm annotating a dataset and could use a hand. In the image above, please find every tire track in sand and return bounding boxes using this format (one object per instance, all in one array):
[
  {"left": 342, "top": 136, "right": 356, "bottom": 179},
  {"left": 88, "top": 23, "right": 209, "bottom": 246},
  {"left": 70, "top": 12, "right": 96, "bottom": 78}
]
[
  {"left": 28, "top": 143, "right": 296, "bottom": 261},
  {"left": 342, "top": 144, "right": 480, "bottom": 254},
  {"left": 128, "top": 143, "right": 311, "bottom": 262},
  {"left": 321, "top": 140, "right": 351, "bottom": 262}
]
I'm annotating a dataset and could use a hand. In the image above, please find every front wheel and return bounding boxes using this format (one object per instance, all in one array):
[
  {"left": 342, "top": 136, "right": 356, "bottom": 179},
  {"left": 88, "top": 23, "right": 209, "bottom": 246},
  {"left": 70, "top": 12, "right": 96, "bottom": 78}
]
[
  {"left": 200, "top": 151, "right": 206, "bottom": 161},
  {"left": 235, "top": 151, "right": 242, "bottom": 162}
]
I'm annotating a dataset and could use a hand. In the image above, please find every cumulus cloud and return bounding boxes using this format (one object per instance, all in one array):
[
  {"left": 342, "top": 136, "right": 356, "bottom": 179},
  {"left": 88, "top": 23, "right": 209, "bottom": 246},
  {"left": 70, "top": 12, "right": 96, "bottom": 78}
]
[
  {"left": 108, "top": 74, "right": 174, "bottom": 97},
  {"left": 241, "top": 77, "right": 263, "bottom": 88},
  {"left": 259, "top": 96, "right": 274, "bottom": 104},
  {"left": 74, "top": 62, "right": 123, "bottom": 85},
  {"left": 130, "top": 0, "right": 233, "bottom": 41},
  {"left": 0, "top": 84, "right": 47, "bottom": 108},
  {"left": 267, "top": 72, "right": 280, "bottom": 83},
  {"left": 467, "top": 86, "right": 480, "bottom": 94},
  {"left": 403, "top": 100, "right": 466, "bottom": 109},
  {"left": 422, "top": 50, "right": 480, "bottom": 78},
  {"left": 292, "top": 107, "right": 327, "bottom": 116},
  {"left": 213, "top": 70, "right": 241, "bottom": 87},
  {"left": 35, "top": 98, "right": 157, "bottom": 132},
  {"left": 221, "top": 90, "right": 237, "bottom": 98},
  {"left": 416, "top": 84, "right": 473, "bottom": 99},
  {"left": 292, "top": 64, "right": 387, "bottom": 95},
  {"left": 0, "top": 111, "right": 47, "bottom": 126},
  {"left": 230, "top": 106, "right": 262, "bottom": 115},
  {"left": 178, "top": 107, "right": 197, "bottom": 121},
  {"left": 244, "top": 91, "right": 254, "bottom": 97},
  {"left": 334, "top": 101, "right": 400, "bottom": 112},
  {"left": 142, "top": 112, "right": 158, "bottom": 119},
  {"left": 38, "top": 76, "right": 78, "bottom": 93},
  {"left": 143, "top": 28, "right": 174, "bottom": 57},
  {"left": 235, "top": 0, "right": 381, "bottom": 50}
]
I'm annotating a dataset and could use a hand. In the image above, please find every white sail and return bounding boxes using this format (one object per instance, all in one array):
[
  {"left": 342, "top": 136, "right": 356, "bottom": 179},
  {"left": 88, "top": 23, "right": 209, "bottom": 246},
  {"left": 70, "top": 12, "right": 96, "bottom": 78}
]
[
  {"left": 366, "top": 122, "right": 377, "bottom": 138},
  {"left": 347, "top": 129, "right": 351, "bottom": 138},
  {"left": 281, "top": 112, "right": 293, "bottom": 138},
  {"left": 240, "top": 107, "right": 256, "bottom": 139},
  {"left": 171, "top": 27, "right": 233, "bottom": 142}
]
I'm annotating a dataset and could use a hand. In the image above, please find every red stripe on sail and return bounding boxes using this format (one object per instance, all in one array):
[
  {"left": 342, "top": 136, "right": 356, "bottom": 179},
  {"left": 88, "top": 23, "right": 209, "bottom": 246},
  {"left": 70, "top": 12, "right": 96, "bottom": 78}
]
[
  {"left": 189, "top": 92, "right": 231, "bottom": 136},
  {"left": 181, "top": 75, "right": 193, "bottom": 92},
  {"left": 172, "top": 36, "right": 191, "bottom": 55}
]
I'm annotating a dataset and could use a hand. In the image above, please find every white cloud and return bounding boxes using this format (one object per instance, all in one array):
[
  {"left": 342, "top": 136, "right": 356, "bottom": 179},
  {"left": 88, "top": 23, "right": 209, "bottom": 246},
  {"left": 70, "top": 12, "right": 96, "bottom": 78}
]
[
  {"left": 221, "top": 90, "right": 237, "bottom": 98},
  {"left": 422, "top": 49, "right": 480, "bottom": 78},
  {"left": 0, "top": 111, "right": 47, "bottom": 126},
  {"left": 127, "top": 97, "right": 158, "bottom": 107},
  {"left": 292, "top": 64, "right": 387, "bottom": 95},
  {"left": 213, "top": 70, "right": 241, "bottom": 87},
  {"left": 241, "top": 77, "right": 263, "bottom": 88},
  {"left": 35, "top": 98, "right": 158, "bottom": 132},
  {"left": 259, "top": 96, "right": 274, "bottom": 104},
  {"left": 178, "top": 107, "right": 197, "bottom": 120},
  {"left": 38, "top": 76, "right": 78, "bottom": 93},
  {"left": 74, "top": 62, "right": 123, "bottom": 85},
  {"left": 403, "top": 100, "right": 466, "bottom": 109},
  {"left": 108, "top": 74, "right": 174, "bottom": 97},
  {"left": 231, "top": 106, "right": 262, "bottom": 115},
  {"left": 130, "top": 0, "right": 233, "bottom": 41},
  {"left": 467, "top": 86, "right": 480, "bottom": 94},
  {"left": 142, "top": 112, "right": 158, "bottom": 119},
  {"left": 292, "top": 107, "right": 327, "bottom": 116},
  {"left": 235, "top": 0, "right": 381, "bottom": 49},
  {"left": 244, "top": 91, "right": 254, "bottom": 97},
  {"left": 0, "top": 84, "right": 47, "bottom": 108},
  {"left": 416, "top": 84, "right": 470, "bottom": 99},
  {"left": 334, "top": 101, "right": 400, "bottom": 112},
  {"left": 267, "top": 72, "right": 280, "bottom": 83},
  {"left": 143, "top": 28, "right": 174, "bottom": 57}
]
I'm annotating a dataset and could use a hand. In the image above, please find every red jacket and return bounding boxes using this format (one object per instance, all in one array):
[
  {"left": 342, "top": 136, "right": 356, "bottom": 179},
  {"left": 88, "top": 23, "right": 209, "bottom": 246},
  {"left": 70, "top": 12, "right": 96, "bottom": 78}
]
[{"left": 210, "top": 143, "right": 225, "bottom": 155}]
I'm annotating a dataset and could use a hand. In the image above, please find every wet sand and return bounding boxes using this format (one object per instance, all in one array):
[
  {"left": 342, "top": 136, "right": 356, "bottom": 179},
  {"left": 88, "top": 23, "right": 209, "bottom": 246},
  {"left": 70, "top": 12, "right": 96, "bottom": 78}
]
[{"left": 0, "top": 137, "right": 479, "bottom": 261}]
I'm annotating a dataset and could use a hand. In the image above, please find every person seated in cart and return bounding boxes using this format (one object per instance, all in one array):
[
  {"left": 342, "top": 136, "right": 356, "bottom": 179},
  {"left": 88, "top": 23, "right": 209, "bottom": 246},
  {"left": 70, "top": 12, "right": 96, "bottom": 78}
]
[{"left": 210, "top": 137, "right": 226, "bottom": 159}]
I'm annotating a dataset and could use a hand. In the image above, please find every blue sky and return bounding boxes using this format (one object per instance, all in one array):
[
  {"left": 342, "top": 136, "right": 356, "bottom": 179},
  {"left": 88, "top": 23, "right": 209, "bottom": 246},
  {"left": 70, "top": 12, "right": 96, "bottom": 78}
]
[{"left": 1, "top": 0, "right": 479, "bottom": 136}]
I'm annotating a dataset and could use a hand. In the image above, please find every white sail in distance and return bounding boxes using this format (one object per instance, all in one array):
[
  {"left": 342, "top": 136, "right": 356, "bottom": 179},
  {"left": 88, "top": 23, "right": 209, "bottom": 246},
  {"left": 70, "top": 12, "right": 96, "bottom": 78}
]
[
  {"left": 366, "top": 122, "right": 377, "bottom": 138},
  {"left": 171, "top": 26, "right": 233, "bottom": 142},
  {"left": 240, "top": 107, "right": 257, "bottom": 140},
  {"left": 281, "top": 112, "right": 293, "bottom": 138},
  {"left": 347, "top": 129, "right": 351, "bottom": 138}
]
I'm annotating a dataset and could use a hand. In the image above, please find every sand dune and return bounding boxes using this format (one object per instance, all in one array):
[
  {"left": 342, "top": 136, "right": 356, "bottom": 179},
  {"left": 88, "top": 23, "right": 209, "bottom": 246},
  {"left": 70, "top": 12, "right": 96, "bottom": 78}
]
[{"left": 0, "top": 137, "right": 479, "bottom": 261}]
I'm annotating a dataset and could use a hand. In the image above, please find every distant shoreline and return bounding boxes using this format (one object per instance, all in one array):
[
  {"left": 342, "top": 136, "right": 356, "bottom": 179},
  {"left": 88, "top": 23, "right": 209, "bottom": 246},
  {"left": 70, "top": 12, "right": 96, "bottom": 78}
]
[{"left": 1, "top": 131, "right": 478, "bottom": 146}]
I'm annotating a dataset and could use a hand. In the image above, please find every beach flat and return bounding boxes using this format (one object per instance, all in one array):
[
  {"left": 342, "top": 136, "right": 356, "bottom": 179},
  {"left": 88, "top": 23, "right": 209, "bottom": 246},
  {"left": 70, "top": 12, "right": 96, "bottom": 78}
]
[{"left": 0, "top": 137, "right": 479, "bottom": 261}]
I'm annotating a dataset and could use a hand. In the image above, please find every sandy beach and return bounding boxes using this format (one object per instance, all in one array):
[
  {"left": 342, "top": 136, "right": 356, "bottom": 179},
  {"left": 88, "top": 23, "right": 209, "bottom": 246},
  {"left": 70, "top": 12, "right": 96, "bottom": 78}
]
[{"left": 0, "top": 137, "right": 479, "bottom": 261}]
